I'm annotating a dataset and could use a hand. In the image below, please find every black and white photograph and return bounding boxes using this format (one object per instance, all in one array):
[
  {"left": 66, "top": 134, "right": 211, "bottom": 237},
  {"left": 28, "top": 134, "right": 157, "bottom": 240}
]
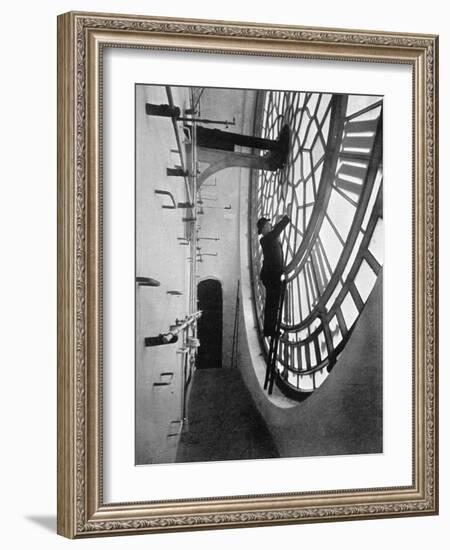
[
  {"left": 135, "top": 84, "right": 383, "bottom": 466},
  {"left": 1, "top": 0, "right": 443, "bottom": 545}
]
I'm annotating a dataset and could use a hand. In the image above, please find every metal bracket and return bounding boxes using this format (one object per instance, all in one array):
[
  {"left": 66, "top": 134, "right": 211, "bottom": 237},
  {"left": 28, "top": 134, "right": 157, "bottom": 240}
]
[{"left": 154, "top": 189, "right": 176, "bottom": 209}]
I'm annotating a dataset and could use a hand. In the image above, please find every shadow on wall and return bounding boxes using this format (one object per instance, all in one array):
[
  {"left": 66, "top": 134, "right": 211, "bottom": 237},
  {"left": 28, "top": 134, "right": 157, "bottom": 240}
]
[
  {"left": 239, "top": 273, "right": 383, "bottom": 459},
  {"left": 24, "top": 516, "right": 56, "bottom": 533}
]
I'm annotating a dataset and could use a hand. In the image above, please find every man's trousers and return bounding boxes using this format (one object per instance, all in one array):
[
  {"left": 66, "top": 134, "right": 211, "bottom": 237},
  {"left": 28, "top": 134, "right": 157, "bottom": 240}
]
[{"left": 261, "top": 273, "right": 283, "bottom": 337}]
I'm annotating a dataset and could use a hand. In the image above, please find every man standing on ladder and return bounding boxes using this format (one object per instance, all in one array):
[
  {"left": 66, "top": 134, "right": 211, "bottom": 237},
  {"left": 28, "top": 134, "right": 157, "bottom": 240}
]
[{"left": 257, "top": 209, "right": 292, "bottom": 338}]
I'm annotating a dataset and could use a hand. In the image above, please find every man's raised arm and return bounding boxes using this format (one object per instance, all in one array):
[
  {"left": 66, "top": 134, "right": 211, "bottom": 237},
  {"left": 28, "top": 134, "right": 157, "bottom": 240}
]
[{"left": 271, "top": 214, "right": 291, "bottom": 238}]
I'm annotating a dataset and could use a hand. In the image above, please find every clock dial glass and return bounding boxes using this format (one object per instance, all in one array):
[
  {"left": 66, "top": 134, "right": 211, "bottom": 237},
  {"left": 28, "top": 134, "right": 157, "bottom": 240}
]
[{"left": 251, "top": 90, "right": 383, "bottom": 396}]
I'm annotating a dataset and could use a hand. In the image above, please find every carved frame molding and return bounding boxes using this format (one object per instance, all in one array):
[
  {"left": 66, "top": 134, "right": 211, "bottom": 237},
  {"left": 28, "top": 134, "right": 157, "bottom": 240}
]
[{"left": 57, "top": 11, "right": 438, "bottom": 538}]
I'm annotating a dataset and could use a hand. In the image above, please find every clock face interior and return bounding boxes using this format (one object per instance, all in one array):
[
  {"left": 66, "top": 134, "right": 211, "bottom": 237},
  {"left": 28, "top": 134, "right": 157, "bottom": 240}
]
[{"left": 252, "top": 90, "right": 383, "bottom": 396}]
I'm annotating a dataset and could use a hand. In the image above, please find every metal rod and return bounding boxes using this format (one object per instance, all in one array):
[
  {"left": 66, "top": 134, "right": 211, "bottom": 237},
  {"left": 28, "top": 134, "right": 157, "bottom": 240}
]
[
  {"left": 165, "top": 88, "right": 193, "bottom": 207},
  {"left": 200, "top": 204, "right": 232, "bottom": 210},
  {"left": 189, "top": 88, "right": 199, "bottom": 339},
  {"left": 191, "top": 87, "right": 205, "bottom": 112},
  {"left": 170, "top": 311, "right": 202, "bottom": 335},
  {"left": 177, "top": 116, "right": 235, "bottom": 127}
]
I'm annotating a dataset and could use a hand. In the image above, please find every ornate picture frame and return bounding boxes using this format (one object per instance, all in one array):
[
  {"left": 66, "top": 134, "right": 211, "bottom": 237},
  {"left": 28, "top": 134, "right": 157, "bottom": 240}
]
[{"left": 57, "top": 11, "right": 438, "bottom": 538}]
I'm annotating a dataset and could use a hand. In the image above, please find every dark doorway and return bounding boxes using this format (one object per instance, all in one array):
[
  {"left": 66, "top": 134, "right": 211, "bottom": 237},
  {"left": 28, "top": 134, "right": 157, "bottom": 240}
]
[{"left": 197, "top": 279, "right": 223, "bottom": 368}]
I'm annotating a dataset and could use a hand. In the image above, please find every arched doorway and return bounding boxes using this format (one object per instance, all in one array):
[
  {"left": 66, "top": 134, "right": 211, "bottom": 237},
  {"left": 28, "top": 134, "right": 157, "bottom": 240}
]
[{"left": 197, "top": 279, "right": 223, "bottom": 369}]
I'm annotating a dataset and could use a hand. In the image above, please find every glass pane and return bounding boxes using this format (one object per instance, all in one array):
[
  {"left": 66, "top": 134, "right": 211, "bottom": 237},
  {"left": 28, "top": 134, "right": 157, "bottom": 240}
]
[
  {"left": 340, "top": 293, "right": 359, "bottom": 329},
  {"left": 342, "top": 230, "right": 364, "bottom": 280},
  {"left": 295, "top": 281, "right": 302, "bottom": 324},
  {"left": 300, "top": 345, "right": 307, "bottom": 370},
  {"left": 287, "top": 369, "right": 298, "bottom": 387},
  {"left": 309, "top": 316, "right": 322, "bottom": 333},
  {"left": 295, "top": 182, "right": 304, "bottom": 206},
  {"left": 318, "top": 330, "right": 327, "bottom": 357},
  {"left": 354, "top": 258, "right": 377, "bottom": 302},
  {"left": 346, "top": 96, "right": 382, "bottom": 119},
  {"left": 326, "top": 188, "right": 356, "bottom": 242},
  {"left": 329, "top": 315, "right": 342, "bottom": 348},
  {"left": 306, "top": 262, "right": 317, "bottom": 306},
  {"left": 316, "top": 95, "right": 332, "bottom": 123},
  {"left": 299, "top": 270, "right": 310, "bottom": 319},
  {"left": 309, "top": 341, "right": 317, "bottom": 367},
  {"left": 298, "top": 327, "right": 310, "bottom": 341},
  {"left": 305, "top": 120, "right": 320, "bottom": 149},
  {"left": 320, "top": 117, "right": 330, "bottom": 147},
  {"left": 298, "top": 373, "right": 314, "bottom": 391},
  {"left": 318, "top": 216, "right": 343, "bottom": 272},
  {"left": 362, "top": 168, "right": 382, "bottom": 230},
  {"left": 303, "top": 153, "right": 312, "bottom": 180},
  {"left": 305, "top": 180, "right": 315, "bottom": 203},
  {"left": 368, "top": 217, "right": 384, "bottom": 266},
  {"left": 282, "top": 342, "right": 291, "bottom": 368},
  {"left": 312, "top": 244, "right": 328, "bottom": 289},
  {"left": 304, "top": 204, "right": 314, "bottom": 227},
  {"left": 314, "top": 367, "right": 329, "bottom": 387},
  {"left": 313, "top": 157, "right": 324, "bottom": 182},
  {"left": 307, "top": 94, "right": 320, "bottom": 114}
]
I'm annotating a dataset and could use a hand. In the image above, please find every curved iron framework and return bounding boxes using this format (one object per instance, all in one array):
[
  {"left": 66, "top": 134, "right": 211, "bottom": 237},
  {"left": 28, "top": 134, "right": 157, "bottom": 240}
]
[{"left": 250, "top": 90, "right": 383, "bottom": 398}]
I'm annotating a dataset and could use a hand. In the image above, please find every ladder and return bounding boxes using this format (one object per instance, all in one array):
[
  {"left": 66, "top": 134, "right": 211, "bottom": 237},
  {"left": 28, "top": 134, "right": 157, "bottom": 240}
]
[
  {"left": 230, "top": 280, "right": 240, "bottom": 369},
  {"left": 263, "top": 279, "right": 287, "bottom": 395}
]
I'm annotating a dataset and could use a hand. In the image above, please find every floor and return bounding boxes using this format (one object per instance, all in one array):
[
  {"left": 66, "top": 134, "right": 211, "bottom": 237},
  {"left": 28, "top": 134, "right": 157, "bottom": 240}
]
[{"left": 176, "top": 368, "right": 279, "bottom": 463}]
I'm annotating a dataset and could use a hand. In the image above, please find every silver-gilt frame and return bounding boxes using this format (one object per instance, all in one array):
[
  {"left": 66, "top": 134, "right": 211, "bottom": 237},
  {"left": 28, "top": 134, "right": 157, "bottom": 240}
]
[{"left": 57, "top": 11, "right": 438, "bottom": 538}]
